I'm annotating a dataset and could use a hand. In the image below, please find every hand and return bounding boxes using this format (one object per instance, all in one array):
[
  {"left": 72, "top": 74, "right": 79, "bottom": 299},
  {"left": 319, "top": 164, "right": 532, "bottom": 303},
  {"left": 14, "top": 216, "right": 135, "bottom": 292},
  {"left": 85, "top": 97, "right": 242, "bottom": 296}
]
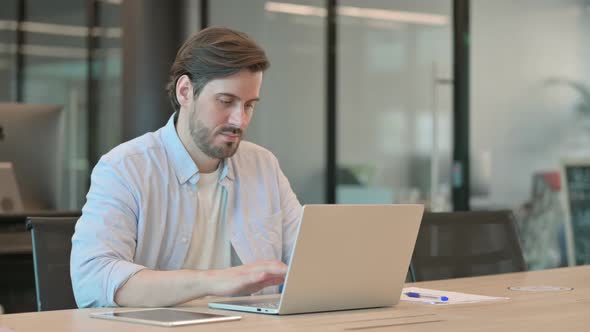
[{"left": 207, "top": 260, "right": 287, "bottom": 297}]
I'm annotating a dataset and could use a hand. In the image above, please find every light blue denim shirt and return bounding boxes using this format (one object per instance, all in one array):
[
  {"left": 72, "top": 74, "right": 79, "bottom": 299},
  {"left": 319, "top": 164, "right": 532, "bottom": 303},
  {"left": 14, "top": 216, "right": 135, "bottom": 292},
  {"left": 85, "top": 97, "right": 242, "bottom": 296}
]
[{"left": 70, "top": 114, "right": 302, "bottom": 308}]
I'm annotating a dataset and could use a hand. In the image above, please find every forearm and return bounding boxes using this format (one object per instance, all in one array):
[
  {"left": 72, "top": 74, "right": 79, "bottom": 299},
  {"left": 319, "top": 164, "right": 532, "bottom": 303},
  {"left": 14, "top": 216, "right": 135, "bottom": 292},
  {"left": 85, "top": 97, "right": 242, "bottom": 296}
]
[
  {"left": 114, "top": 269, "right": 214, "bottom": 307},
  {"left": 114, "top": 261, "right": 288, "bottom": 307}
]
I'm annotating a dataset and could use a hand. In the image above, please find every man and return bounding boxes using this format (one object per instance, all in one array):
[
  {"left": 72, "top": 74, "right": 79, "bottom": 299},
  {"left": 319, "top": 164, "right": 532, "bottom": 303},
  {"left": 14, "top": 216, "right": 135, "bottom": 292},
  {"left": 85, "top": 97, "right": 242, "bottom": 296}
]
[{"left": 71, "top": 27, "right": 302, "bottom": 308}]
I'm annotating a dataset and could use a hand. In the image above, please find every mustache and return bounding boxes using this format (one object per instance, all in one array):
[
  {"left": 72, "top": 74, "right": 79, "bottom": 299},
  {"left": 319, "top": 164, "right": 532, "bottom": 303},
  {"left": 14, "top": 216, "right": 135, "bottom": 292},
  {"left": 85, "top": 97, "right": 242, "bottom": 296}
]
[{"left": 219, "top": 126, "right": 243, "bottom": 136}]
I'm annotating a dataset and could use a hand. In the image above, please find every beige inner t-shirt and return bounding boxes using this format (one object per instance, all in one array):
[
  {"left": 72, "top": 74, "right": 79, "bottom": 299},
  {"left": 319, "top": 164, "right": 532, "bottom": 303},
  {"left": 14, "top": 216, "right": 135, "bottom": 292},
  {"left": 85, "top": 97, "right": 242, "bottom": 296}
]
[{"left": 182, "top": 166, "right": 232, "bottom": 270}]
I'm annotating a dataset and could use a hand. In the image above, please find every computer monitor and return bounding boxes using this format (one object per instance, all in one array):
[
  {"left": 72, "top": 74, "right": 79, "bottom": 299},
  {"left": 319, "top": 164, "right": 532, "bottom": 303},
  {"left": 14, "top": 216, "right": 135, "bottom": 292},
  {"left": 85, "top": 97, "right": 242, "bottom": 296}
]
[
  {"left": 0, "top": 103, "right": 64, "bottom": 211},
  {"left": 0, "top": 162, "right": 24, "bottom": 213}
]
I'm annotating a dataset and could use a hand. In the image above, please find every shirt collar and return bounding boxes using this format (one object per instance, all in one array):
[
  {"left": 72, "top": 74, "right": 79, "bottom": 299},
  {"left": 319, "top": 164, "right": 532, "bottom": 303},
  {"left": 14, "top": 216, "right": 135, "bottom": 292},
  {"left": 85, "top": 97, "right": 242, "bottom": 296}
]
[
  {"left": 161, "top": 113, "right": 234, "bottom": 184},
  {"left": 219, "top": 158, "right": 235, "bottom": 183}
]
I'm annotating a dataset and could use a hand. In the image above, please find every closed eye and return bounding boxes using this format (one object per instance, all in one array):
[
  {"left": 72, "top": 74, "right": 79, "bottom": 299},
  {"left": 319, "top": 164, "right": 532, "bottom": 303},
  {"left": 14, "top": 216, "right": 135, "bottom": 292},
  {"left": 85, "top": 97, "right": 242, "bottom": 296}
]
[{"left": 218, "top": 98, "right": 233, "bottom": 105}]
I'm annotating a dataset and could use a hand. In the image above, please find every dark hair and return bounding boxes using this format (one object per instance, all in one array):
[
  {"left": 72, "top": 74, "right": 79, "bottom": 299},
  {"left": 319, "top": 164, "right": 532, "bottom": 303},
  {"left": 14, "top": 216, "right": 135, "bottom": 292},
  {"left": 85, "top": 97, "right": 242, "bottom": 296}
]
[{"left": 166, "top": 26, "right": 270, "bottom": 112}]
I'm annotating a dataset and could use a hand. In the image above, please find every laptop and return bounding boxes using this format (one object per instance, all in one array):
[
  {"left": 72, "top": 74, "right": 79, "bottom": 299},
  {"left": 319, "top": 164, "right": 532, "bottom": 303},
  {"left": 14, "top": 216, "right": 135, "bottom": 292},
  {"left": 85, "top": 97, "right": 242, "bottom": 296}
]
[{"left": 208, "top": 204, "right": 424, "bottom": 315}]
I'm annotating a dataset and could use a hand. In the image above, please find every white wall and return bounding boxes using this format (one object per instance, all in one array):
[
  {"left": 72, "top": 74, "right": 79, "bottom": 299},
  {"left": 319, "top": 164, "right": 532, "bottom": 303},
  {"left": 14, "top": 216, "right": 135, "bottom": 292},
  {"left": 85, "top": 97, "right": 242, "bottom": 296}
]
[{"left": 471, "top": 0, "right": 590, "bottom": 208}]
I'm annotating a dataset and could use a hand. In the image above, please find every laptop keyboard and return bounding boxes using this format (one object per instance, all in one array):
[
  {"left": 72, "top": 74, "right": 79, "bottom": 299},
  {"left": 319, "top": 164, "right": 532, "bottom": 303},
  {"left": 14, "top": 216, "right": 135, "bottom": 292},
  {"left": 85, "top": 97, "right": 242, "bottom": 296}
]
[{"left": 250, "top": 301, "right": 280, "bottom": 309}]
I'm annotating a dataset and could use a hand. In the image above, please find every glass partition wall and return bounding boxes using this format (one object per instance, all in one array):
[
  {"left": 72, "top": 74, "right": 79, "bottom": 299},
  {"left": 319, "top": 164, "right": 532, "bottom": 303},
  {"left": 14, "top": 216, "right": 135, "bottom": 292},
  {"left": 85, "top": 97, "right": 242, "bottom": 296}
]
[
  {"left": 21, "top": 0, "right": 89, "bottom": 209},
  {"left": 204, "top": 0, "right": 454, "bottom": 208},
  {"left": 336, "top": 0, "right": 453, "bottom": 209},
  {"left": 0, "top": 1, "right": 19, "bottom": 101},
  {"left": 208, "top": 0, "right": 327, "bottom": 204},
  {"left": 0, "top": 0, "right": 122, "bottom": 210}
]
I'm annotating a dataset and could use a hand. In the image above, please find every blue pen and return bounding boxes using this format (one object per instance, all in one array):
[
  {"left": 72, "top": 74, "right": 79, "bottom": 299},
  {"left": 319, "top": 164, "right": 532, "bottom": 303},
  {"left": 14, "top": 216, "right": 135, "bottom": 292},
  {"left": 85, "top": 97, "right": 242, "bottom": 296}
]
[{"left": 405, "top": 292, "right": 449, "bottom": 301}]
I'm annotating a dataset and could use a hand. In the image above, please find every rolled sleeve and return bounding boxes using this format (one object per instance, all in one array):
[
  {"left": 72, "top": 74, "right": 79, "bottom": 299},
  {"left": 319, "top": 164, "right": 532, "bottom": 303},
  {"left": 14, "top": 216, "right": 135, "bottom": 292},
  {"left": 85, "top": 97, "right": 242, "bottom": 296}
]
[
  {"left": 105, "top": 260, "right": 146, "bottom": 306},
  {"left": 70, "top": 158, "right": 146, "bottom": 308}
]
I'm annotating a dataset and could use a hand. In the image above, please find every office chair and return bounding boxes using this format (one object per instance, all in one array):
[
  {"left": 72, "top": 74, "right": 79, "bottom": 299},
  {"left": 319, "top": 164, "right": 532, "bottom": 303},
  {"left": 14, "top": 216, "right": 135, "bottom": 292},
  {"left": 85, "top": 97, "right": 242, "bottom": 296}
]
[
  {"left": 0, "top": 211, "right": 79, "bottom": 313},
  {"left": 410, "top": 210, "right": 526, "bottom": 282},
  {"left": 26, "top": 217, "right": 79, "bottom": 311}
]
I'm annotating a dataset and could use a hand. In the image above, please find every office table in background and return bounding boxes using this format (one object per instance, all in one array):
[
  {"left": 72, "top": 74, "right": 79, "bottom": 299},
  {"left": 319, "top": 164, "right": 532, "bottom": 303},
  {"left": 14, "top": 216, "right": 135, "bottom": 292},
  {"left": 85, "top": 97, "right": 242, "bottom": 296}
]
[{"left": 1, "top": 266, "right": 589, "bottom": 331}]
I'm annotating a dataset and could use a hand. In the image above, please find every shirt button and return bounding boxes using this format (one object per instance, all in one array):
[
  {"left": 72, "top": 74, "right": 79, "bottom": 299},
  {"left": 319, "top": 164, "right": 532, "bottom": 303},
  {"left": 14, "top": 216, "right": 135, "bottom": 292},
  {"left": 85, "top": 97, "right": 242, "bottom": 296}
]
[{"left": 182, "top": 237, "right": 188, "bottom": 243}]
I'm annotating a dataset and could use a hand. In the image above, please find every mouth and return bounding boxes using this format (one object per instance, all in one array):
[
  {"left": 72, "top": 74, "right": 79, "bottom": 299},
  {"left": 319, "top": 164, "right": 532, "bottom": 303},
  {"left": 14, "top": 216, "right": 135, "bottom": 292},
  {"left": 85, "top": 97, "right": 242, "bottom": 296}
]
[{"left": 219, "top": 132, "right": 241, "bottom": 142}]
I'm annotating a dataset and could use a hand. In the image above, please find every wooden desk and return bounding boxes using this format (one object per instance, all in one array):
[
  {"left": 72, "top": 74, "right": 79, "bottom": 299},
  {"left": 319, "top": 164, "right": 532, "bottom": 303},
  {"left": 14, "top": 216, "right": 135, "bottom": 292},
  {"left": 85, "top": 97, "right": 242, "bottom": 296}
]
[{"left": 1, "top": 266, "right": 589, "bottom": 331}]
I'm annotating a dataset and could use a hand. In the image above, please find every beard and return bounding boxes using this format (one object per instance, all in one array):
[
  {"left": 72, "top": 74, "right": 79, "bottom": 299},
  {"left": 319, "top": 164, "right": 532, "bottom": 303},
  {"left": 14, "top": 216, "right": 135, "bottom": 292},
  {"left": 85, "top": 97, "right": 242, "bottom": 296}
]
[{"left": 189, "top": 111, "right": 242, "bottom": 159}]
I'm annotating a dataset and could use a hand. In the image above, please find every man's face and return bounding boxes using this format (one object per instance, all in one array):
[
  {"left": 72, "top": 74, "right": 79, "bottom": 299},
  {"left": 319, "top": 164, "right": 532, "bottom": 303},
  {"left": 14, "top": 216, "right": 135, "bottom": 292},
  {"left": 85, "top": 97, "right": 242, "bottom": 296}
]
[{"left": 188, "top": 69, "right": 262, "bottom": 159}]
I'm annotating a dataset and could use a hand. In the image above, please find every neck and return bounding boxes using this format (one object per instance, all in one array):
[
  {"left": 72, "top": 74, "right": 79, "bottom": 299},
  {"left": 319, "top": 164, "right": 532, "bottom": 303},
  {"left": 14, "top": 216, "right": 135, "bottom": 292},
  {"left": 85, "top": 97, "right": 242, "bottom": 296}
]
[{"left": 176, "top": 110, "right": 221, "bottom": 174}]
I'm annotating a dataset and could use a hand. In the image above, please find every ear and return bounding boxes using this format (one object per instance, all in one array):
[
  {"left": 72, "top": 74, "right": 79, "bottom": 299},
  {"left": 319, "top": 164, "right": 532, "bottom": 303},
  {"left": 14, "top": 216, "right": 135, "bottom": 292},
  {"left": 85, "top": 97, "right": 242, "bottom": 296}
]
[{"left": 175, "top": 75, "right": 194, "bottom": 107}]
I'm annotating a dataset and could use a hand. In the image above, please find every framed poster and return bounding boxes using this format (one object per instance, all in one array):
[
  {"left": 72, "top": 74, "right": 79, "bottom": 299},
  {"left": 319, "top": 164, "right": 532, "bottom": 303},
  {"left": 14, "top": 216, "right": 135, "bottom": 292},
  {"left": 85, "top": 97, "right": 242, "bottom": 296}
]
[{"left": 561, "top": 159, "right": 590, "bottom": 265}]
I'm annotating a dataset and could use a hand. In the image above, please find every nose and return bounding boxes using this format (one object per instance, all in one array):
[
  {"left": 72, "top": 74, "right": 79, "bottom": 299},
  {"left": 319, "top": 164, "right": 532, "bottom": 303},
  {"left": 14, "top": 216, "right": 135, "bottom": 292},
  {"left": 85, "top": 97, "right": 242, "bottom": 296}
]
[{"left": 227, "top": 105, "right": 248, "bottom": 128}]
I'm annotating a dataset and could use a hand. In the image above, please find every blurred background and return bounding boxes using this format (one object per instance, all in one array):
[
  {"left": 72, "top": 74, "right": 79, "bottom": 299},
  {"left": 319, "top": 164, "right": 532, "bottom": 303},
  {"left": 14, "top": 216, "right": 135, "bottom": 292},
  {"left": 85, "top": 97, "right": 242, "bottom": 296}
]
[{"left": 1, "top": 0, "right": 590, "bottom": 313}]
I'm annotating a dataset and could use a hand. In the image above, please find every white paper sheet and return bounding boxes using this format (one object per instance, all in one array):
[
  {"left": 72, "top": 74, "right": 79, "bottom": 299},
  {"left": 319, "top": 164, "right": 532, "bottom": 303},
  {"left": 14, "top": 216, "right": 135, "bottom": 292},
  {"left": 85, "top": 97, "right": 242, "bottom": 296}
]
[{"left": 401, "top": 287, "right": 509, "bottom": 305}]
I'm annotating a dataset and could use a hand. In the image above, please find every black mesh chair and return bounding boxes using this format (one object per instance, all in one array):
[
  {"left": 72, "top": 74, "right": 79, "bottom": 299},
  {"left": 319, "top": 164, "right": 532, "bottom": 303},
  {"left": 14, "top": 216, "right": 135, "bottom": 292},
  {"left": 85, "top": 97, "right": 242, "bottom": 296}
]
[
  {"left": 0, "top": 211, "right": 79, "bottom": 313},
  {"left": 410, "top": 210, "right": 526, "bottom": 282},
  {"left": 26, "top": 217, "right": 79, "bottom": 311}
]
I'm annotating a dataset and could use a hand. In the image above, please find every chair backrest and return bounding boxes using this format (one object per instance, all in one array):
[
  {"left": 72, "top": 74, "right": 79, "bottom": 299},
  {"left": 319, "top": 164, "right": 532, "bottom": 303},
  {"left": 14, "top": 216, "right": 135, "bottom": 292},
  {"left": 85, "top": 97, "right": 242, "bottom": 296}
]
[
  {"left": 411, "top": 210, "right": 526, "bottom": 282},
  {"left": 26, "top": 217, "right": 78, "bottom": 311}
]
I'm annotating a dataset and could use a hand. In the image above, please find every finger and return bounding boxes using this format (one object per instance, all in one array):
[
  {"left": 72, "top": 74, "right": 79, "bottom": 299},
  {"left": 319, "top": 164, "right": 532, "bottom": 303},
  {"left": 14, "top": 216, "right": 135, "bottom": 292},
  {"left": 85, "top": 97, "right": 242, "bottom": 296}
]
[
  {"left": 251, "top": 276, "right": 285, "bottom": 292},
  {"left": 260, "top": 276, "right": 284, "bottom": 287},
  {"left": 252, "top": 271, "right": 283, "bottom": 282},
  {"left": 248, "top": 261, "right": 288, "bottom": 274}
]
